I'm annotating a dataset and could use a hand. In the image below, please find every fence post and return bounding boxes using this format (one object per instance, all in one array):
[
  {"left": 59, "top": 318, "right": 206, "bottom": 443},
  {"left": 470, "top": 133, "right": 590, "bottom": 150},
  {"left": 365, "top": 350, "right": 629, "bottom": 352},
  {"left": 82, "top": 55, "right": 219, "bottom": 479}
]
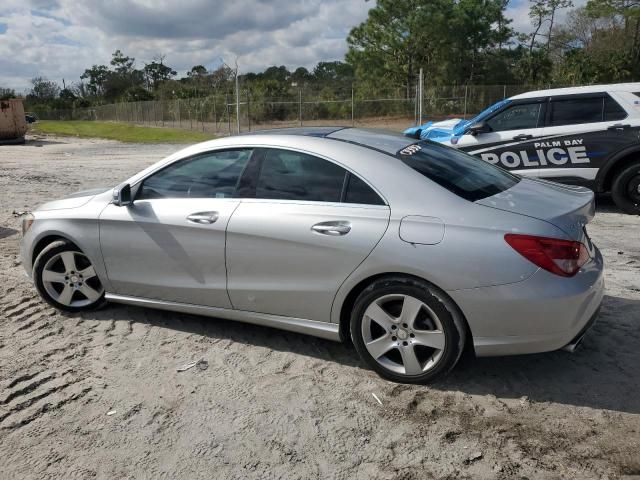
[
  {"left": 463, "top": 85, "right": 468, "bottom": 119},
  {"left": 226, "top": 94, "right": 231, "bottom": 134},
  {"left": 351, "top": 87, "right": 355, "bottom": 126},
  {"left": 503, "top": 84, "right": 507, "bottom": 100},
  {"left": 414, "top": 81, "right": 418, "bottom": 125},
  {"left": 235, "top": 74, "right": 240, "bottom": 134},
  {"left": 247, "top": 91, "right": 251, "bottom": 132},
  {"left": 213, "top": 96, "right": 217, "bottom": 132},
  {"left": 299, "top": 88, "right": 303, "bottom": 127},
  {"left": 418, "top": 68, "right": 423, "bottom": 125},
  {"left": 178, "top": 100, "right": 181, "bottom": 128}
]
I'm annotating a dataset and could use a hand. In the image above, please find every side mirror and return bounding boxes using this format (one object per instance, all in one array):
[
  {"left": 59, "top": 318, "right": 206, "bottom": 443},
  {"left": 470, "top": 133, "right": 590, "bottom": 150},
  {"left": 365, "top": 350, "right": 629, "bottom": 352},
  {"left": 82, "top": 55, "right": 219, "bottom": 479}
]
[
  {"left": 466, "top": 121, "right": 490, "bottom": 136},
  {"left": 113, "top": 183, "right": 132, "bottom": 207}
]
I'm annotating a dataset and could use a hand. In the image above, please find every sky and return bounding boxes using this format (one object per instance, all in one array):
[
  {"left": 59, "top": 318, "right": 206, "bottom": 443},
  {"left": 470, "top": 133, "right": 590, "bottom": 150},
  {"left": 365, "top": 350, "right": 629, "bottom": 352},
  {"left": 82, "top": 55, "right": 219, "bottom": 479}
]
[{"left": 0, "top": 0, "right": 585, "bottom": 93}]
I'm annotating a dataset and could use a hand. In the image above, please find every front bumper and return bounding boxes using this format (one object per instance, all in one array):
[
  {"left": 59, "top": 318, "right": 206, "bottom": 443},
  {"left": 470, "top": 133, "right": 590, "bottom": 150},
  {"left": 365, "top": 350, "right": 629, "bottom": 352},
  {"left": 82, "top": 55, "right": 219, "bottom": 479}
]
[
  {"left": 449, "top": 246, "right": 605, "bottom": 357},
  {"left": 19, "top": 235, "right": 33, "bottom": 279}
]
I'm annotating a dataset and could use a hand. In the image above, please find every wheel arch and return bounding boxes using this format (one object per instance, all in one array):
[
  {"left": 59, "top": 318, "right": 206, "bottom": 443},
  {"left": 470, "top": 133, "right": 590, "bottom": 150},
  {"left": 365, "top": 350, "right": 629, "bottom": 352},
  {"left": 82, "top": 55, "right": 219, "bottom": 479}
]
[
  {"left": 31, "top": 235, "right": 81, "bottom": 269},
  {"left": 337, "top": 272, "right": 474, "bottom": 353},
  {"left": 596, "top": 147, "right": 640, "bottom": 193}
]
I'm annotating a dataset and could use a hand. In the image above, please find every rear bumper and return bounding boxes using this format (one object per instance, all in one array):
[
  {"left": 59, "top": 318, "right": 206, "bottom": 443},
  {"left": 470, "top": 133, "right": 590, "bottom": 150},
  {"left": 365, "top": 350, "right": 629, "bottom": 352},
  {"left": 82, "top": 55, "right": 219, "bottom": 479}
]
[
  {"left": 449, "top": 246, "right": 604, "bottom": 357},
  {"left": 561, "top": 305, "right": 600, "bottom": 352}
]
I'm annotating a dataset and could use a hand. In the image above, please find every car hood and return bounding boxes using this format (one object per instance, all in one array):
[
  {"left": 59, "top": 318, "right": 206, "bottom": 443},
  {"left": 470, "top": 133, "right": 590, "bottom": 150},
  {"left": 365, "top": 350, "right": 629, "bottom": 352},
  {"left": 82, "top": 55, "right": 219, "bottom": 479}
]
[
  {"left": 476, "top": 178, "right": 595, "bottom": 239},
  {"left": 36, "top": 187, "right": 110, "bottom": 211}
]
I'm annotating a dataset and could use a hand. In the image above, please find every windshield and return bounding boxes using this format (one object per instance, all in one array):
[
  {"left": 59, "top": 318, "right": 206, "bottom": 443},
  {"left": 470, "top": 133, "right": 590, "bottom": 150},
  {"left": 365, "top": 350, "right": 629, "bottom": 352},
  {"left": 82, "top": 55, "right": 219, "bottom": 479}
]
[
  {"left": 398, "top": 141, "right": 519, "bottom": 202},
  {"left": 452, "top": 99, "right": 511, "bottom": 136}
]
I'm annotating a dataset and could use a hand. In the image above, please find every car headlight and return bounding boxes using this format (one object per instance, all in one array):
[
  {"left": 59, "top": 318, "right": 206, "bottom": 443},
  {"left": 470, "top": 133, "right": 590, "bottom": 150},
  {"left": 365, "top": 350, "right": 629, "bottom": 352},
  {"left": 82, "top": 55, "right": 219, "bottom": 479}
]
[{"left": 22, "top": 213, "right": 35, "bottom": 236}]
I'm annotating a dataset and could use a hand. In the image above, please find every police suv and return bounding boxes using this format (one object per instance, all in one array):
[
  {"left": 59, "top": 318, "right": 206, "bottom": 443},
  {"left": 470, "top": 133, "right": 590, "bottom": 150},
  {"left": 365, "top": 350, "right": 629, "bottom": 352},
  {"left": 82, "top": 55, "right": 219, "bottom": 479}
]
[{"left": 405, "top": 83, "right": 640, "bottom": 214}]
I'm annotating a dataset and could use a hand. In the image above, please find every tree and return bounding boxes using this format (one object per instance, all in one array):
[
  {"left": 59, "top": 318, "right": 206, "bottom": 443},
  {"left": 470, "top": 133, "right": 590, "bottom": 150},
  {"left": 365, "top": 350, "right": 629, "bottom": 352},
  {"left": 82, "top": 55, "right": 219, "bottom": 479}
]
[
  {"left": 0, "top": 87, "right": 16, "bottom": 100},
  {"left": 27, "top": 77, "right": 60, "bottom": 101},
  {"left": 110, "top": 49, "right": 135, "bottom": 75},
  {"left": 80, "top": 65, "right": 109, "bottom": 96},
  {"left": 312, "top": 61, "right": 354, "bottom": 83},
  {"left": 527, "top": 0, "right": 574, "bottom": 52},
  {"left": 587, "top": 0, "right": 640, "bottom": 68},
  {"left": 346, "top": 0, "right": 512, "bottom": 94},
  {"left": 143, "top": 57, "right": 177, "bottom": 90},
  {"left": 187, "top": 65, "right": 208, "bottom": 78},
  {"left": 291, "top": 67, "right": 311, "bottom": 84}
]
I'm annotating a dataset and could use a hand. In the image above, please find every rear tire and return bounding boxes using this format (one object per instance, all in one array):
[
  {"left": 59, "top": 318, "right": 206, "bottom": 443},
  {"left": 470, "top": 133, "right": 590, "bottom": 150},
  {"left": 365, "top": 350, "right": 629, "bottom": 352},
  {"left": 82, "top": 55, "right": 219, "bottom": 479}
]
[
  {"left": 611, "top": 161, "right": 640, "bottom": 214},
  {"left": 350, "top": 276, "right": 466, "bottom": 384},
  {"left": 33, "top": 240, "right": 106, "bottom": 312}
]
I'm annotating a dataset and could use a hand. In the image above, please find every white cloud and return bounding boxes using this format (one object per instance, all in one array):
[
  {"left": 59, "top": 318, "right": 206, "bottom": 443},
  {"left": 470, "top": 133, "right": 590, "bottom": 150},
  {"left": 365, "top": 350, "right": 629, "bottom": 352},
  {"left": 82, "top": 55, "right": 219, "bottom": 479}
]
[
  {"left": 0, "top": 0, "right": 588, "bottom": 93},
  {"left": 0, "top": 0, "right": 374, "bottom": 92}
]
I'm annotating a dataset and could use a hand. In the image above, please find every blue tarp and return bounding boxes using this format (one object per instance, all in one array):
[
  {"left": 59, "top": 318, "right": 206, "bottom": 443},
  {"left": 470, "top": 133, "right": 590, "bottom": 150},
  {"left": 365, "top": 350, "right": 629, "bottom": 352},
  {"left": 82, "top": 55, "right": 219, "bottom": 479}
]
[{"left": 404, "top": 99, "right": 511, "bottom": 143}]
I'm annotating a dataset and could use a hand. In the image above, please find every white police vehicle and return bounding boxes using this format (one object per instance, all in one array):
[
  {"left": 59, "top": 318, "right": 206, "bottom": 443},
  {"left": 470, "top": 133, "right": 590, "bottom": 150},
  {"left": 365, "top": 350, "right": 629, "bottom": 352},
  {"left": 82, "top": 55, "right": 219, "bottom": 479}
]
[{"left": 405, "top": 83, "right": 640, "bottom": 214}]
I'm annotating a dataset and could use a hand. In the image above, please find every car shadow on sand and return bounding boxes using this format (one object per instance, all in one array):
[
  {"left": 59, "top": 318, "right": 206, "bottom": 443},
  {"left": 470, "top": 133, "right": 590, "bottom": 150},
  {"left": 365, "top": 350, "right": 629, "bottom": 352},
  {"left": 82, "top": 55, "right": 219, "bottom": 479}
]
[
  {"left": 595, "top": 193, "right": 624, "bottom": 213},
  {"left": 82, "top": 292, "right": 640, "bottom": 414},
  {"left": 437, "top": 294, "right": 640, "bottom": 415}
]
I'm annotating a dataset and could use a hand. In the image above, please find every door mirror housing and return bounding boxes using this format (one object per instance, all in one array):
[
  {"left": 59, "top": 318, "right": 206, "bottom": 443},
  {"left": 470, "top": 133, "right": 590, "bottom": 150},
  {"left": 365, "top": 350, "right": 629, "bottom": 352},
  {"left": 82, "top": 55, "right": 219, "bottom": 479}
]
[
  {"left": 466, "top": 121, "right": 490, "bottom": 136},
  {"left": 113, "top": 183, "right": 132, "bottom": 207}
]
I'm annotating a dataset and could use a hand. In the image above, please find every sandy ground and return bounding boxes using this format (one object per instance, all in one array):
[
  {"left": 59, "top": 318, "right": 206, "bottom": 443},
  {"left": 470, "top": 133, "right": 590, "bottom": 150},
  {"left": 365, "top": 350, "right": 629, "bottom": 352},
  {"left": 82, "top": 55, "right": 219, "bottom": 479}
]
[{"left": 0, "top": 134, "right": 639, "bottom": 480}]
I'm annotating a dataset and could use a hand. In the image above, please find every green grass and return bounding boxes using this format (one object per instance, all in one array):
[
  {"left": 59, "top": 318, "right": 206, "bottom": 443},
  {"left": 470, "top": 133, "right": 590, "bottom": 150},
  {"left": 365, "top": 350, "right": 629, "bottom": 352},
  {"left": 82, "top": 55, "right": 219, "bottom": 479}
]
[{"left": 32, "top": 120, "right": 215, "bottom": 143}]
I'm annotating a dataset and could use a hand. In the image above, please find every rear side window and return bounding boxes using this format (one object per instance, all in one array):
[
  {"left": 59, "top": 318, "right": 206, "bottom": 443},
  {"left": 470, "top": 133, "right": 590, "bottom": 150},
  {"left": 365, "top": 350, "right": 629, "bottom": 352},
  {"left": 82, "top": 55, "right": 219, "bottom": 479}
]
[
  {"left": 344, "top": 174, "right": 385, "bottom": 205},
  {"left": 398, "top": 142, "right": 519, "bottom": 202},
  {"left": 256, "top": 149, "right": 346, "bottom": 202},
  {"left": 604, "top": 95, "right": 627, "bottom": 121},
  {"left": 548, "top": 94, "right": 626, "bottom": 125},
  {"left": 549, "top": 96, "right": 603, "bottom": 126},
  {"left": 138, "top": 149, "right": 252, "bottom": 199},
  {"left": 485, "top": 103, "right": 542, "bottom": 132}
]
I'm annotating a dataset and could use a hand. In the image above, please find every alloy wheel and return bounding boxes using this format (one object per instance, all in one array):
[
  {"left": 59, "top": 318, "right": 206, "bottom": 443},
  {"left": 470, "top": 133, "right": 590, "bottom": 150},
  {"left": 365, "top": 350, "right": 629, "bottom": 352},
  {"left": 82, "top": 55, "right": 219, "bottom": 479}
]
[
  {"left": 361, "top": 294, "right": 446, "bottom": 376},
  {"left": 41, "top": 251, "right": 104, "bottom": 308}
]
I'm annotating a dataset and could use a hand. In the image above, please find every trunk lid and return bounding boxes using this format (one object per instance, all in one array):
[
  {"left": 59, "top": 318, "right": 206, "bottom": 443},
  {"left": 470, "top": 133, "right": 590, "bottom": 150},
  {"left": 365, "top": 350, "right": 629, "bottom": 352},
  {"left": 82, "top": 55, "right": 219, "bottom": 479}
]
[{"left": 476, "top": 177, "right": 595, "bottom": 240}]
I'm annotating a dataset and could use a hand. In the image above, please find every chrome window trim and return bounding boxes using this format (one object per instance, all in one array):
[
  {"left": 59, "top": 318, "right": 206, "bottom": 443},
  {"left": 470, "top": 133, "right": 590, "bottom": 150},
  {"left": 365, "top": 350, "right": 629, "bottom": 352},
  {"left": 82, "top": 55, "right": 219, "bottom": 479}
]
[{"left": 128, "top": 143, "right": 390, "bottom": 206}]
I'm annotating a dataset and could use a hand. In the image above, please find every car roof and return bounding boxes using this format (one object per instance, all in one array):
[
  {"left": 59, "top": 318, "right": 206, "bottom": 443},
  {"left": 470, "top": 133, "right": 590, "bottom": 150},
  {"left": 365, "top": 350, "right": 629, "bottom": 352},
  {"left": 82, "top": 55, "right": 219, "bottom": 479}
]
[
  {"left": 247, "top": 126, "right": 414, "bottom": 155},
  {"left": 511, "top": 82, "right": 640, "bottom": 100}
]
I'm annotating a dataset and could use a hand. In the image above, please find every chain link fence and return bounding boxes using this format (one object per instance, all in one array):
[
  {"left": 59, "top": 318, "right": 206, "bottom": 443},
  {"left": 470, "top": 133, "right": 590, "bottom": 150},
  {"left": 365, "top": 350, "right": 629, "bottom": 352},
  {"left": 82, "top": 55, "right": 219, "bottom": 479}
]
[{"left": 37, "top": 84, "right": 557, "bottom": 134}]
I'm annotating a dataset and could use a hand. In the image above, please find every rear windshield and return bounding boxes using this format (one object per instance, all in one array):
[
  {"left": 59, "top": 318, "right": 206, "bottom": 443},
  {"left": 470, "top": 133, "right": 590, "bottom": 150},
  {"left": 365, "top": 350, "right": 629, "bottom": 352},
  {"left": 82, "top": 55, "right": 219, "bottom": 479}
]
[{"left": 398, "top": 142, "right": 520, "bottom": 202}]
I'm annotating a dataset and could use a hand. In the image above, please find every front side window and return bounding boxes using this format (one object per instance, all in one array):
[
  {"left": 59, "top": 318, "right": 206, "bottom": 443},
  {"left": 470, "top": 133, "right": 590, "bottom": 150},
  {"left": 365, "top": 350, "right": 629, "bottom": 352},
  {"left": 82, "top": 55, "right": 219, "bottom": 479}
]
[
  {"left": 138, "top": 149, "right": 252, "bottom": 199},
  {"left": 399, "top": 142, "right": 519, "bottom": 202},
  {"left": 485, "top": 103, "right": 542, "bottom": 132},
  {"left": 256, "top": 149, "right": 346, "bottom": 202},
  {"left": 549, "top": 96, "right": 603, "bottom": 126}
]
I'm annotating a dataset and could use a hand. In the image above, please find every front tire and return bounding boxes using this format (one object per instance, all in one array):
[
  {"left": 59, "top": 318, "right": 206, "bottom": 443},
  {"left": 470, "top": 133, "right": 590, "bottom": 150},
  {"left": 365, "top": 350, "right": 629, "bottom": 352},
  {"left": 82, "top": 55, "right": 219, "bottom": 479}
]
[
  {"left": 350, "top": 276, "right": 466, "bottom": 384},
  {"left": 611, "top": 161, "right": 640, "bottom": 214},
  {"left": 33, "top": 240, "right": 106, "bottom": 312}
]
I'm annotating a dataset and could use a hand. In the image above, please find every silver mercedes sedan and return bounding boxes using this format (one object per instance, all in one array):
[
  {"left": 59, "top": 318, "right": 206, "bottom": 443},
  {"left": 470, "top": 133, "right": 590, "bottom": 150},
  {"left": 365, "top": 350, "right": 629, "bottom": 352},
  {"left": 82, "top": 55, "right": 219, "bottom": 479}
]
[{"left": 20, "top": 127, "right": 604, "bottom": 383}]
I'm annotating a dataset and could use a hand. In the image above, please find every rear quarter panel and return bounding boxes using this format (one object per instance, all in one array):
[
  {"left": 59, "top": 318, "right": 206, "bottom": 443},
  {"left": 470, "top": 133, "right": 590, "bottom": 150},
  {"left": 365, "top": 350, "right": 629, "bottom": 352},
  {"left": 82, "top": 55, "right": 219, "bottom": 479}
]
[{"left": 330, "top": 201, "right": 569, "bottom": 324}]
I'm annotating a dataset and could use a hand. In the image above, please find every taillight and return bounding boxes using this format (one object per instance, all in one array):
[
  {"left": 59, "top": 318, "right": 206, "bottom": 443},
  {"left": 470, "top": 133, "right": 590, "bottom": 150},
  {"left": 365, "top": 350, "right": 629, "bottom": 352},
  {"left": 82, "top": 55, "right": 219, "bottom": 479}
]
[{"left": 504, "top": 233, "right": 590, "bottom": 277}]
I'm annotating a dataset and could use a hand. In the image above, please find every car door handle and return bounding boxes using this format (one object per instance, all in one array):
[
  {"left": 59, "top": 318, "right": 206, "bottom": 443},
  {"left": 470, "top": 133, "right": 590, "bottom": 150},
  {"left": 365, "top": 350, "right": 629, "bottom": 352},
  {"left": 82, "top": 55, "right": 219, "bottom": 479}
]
[
  {"left": 513, "top": 134, "right": 533, "bottom": 141},
  {"left": 311, "top": 221, "right": 351, "bottom": 236},
  {"left": 187, "top": 211, "right": 219, "bottom": 224},
  {"left": 607, "top": 123, "right": 631, "bottom": 131}
]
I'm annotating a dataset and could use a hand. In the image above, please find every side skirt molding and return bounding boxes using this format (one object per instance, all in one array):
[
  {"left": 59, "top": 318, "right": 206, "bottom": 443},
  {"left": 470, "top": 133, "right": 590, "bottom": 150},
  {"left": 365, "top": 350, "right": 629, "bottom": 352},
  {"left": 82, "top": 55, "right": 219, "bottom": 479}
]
[{"left": 105, "top": 293, "right": 341, "bottom": 341}]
